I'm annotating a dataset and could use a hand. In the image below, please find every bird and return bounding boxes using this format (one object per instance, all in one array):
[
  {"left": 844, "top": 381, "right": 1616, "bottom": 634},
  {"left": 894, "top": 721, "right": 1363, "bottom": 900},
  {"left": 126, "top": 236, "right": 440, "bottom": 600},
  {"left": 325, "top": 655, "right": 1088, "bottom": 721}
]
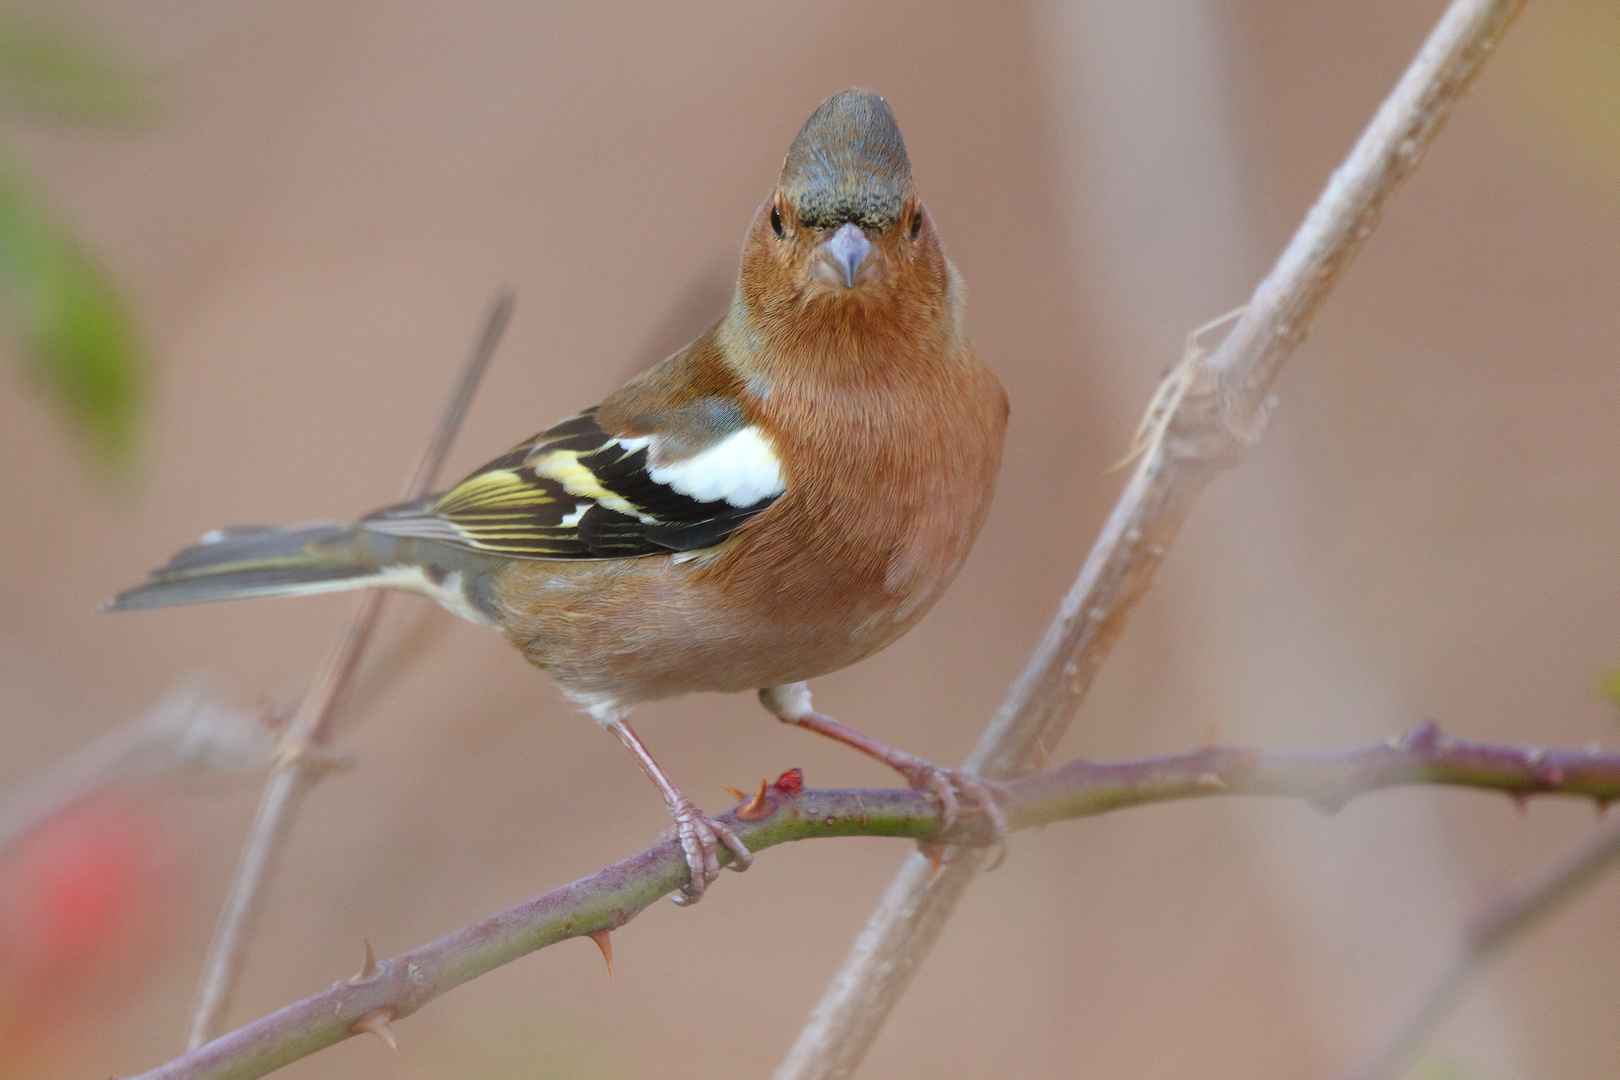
[{"left": 106, "top": 88, "right": 1008, "bottom": 903}]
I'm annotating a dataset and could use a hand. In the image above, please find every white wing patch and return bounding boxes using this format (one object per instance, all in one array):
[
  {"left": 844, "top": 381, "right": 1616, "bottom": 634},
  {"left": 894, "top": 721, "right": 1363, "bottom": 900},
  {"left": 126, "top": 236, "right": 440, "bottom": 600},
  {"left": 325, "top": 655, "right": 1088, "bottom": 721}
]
[{"left": 623, "top": 426, "right": 785, "bottom": 508}]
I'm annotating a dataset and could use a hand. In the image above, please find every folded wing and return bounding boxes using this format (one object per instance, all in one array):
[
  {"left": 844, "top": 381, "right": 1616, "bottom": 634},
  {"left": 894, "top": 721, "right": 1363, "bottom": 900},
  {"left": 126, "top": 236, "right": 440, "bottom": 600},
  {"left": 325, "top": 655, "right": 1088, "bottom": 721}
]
[{"left": 361, "top": 408, "right": 785, "bottom": 559}]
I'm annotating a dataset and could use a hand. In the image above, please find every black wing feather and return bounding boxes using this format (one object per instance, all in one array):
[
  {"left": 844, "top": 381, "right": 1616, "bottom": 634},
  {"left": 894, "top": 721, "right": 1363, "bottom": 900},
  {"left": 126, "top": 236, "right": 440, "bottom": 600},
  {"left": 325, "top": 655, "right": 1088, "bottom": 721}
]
[{"left": 360, "top": 408, "right": 779, "bottom": 560}]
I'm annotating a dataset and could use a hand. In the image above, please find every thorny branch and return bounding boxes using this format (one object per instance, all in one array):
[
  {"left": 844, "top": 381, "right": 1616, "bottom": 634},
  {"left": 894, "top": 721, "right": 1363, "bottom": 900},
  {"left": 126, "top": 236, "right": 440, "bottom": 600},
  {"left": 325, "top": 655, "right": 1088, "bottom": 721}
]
[
  {"left": 775, "top": 2, "right": 1528, "bottom": 1077},
  {"left": 131, "top": 725, "right": 1620, "bottom": 1080},
  {"left": 184, "top": 293, "right": 514, "bottom": 1050}
]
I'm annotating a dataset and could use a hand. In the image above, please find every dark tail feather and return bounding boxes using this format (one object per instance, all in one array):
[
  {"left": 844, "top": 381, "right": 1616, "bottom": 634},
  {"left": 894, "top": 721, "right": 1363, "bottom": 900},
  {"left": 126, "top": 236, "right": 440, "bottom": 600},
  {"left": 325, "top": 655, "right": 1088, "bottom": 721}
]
[{"left": 103, "top": 522, "right": 381, "bottom": 611}]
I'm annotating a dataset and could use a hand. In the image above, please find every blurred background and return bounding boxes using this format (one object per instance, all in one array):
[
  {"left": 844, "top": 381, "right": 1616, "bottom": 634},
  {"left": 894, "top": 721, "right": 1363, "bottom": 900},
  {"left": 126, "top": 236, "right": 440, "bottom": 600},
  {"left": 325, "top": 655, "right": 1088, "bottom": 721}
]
[{"left": 0, "top": 1, "right": 1616, "bottom": 1077}]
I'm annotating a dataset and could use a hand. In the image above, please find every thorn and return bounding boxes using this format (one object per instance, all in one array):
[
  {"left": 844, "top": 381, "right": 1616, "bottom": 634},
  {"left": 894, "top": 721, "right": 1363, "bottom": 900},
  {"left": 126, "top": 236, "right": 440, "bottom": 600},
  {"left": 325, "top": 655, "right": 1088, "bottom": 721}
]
[
  {"left": 774, "top": 768, "right": 804, "bottom": 795},
  {"left": 1201, "top": 722, "right": 1221, "bottom": 749},
  {"left": 1511, "top": 792, "right": 1529, "bottom": 815},
  {"left": 347, "top": 939, "right": 380, "bottom": 985},
  {"left": 721, "top": 785, "right": 748, "bottom": 802},
  {"left": 983, "top": 843, "right": 1008, "bottom": 872},
  {"left": 1597, "top": 798, "right": 1611, "bottom": 818},
  {"left": 1404, "top": 720, "right": 1443, "bottom": 754},
  {"left": 918, "top": 841, "right": 947, "bottom": 876},
  {"left": 276, "top": 741, "right": 356, "bottom": 776},
  {"left": 258, "top": 702, "right": 290, "bottom": 732},
  {"left": 311, "top": 743, "right": 358, "bottom": 774},
  {"left": 736, "top": 779, "right": 772, "bottom": 821},
  {"left": 350, "top": 1007, "right": 398, "bottom": 1053},
  {"left": 587, "top": 929, "right": 614, "bottom": 976}
]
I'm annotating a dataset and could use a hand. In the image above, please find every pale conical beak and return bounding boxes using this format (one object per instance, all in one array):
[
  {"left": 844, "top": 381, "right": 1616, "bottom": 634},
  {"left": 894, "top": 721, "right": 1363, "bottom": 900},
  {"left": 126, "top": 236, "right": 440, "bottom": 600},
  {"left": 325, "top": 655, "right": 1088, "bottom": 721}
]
[{"left": 819, "top": 222, "right": 872, "bottom": 288}]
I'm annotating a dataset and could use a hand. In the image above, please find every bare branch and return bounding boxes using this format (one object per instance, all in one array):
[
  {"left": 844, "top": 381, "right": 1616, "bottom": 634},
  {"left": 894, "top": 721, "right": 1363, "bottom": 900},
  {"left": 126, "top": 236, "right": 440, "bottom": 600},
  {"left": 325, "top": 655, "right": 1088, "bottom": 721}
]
[
  {"left": 184, "top": 292, "right": 513, "bottom": 1049},
  {"left": 1341, "top": 803, "right": 1620, "bottom": 1080},
  {"left": 129, "top": 728, "right": 1620, "bottom": 1080},
  {"left": 775, "top": 2, "right": 1526, "bottom": 1075},
  {"left": 402, "top": 291, "right": 514, "bottom": 499},
  {"left": 0, "top": 680, "right": 272, "bottom": 859}
]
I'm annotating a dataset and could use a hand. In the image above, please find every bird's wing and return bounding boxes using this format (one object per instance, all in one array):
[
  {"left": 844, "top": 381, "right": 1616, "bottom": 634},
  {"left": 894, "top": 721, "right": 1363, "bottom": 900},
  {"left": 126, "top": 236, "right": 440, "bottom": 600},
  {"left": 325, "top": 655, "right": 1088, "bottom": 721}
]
[{"left": 360, "top": 407, "right": 784, "bottom": 559}]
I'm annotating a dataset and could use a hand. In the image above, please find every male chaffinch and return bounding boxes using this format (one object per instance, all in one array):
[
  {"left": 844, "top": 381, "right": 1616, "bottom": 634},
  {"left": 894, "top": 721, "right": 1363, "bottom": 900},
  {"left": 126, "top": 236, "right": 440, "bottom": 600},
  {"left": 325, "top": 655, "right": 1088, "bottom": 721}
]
[{"left": 107, "top": 88, "right": 1008, "bottom": 902}]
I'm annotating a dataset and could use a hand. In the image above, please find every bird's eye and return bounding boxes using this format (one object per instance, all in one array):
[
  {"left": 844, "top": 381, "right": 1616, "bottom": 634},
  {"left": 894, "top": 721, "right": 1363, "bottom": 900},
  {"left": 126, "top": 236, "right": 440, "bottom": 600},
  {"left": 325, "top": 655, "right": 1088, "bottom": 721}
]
[
  {"left": 770, "top": 203, "right": 785, "bottom": 238},
  {"left": 910, "top": 209, "right": 923, "bottom": 240}
]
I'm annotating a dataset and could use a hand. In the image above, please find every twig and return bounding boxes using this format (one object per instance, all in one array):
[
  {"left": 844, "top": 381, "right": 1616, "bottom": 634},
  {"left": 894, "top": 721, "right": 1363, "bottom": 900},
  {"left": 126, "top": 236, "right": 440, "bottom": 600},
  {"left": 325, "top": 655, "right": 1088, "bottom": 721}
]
[
  {"left": 402, "top": 293, "right": 513, "bottom": 499},
  {"left": 183, "top": 291, "right": 514, "bottom": 1050},
  {"left": 774, "top": 2, "right": 1526, "bottom": 1076},
  {"left": 1341, "top": 803, "right": 1620, "bottom": 1080},
  {"left": 0, "top": 680, "right": 273, "bottom": 859},
  {"left": 129, "top": 726, "right": 1620, "bottom": 1080}
]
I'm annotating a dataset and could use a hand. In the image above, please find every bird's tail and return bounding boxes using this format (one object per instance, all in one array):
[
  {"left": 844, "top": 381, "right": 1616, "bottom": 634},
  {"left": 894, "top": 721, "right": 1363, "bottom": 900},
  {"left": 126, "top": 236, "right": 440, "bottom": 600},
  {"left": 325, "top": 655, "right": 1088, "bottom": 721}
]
[{"left": 103, "top": 522, "right": 384, "bottom": 611}]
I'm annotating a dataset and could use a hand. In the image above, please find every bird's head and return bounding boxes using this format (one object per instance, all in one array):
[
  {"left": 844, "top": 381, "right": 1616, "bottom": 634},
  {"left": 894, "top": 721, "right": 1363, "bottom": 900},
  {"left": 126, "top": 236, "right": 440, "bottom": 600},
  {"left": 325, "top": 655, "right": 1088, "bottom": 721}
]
[{"left": 739, "top": 89, "right": 950, "bottom": 330}]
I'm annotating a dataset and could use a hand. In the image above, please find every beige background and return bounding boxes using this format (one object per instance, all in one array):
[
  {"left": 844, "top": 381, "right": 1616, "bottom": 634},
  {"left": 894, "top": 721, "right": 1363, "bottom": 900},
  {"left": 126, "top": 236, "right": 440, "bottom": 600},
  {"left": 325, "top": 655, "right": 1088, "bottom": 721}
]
[{"left": 1, "top": 1, "right": 1617, "bottom": 1078}]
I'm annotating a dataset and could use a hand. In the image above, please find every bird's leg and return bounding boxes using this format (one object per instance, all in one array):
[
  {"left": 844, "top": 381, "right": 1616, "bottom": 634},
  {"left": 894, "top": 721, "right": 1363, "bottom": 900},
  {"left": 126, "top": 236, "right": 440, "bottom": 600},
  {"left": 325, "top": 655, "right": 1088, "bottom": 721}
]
[
  {"left": 759, "top": 683, "right": 1008, "bottom": 845},
  {"left": 605, "top": 720, "right": 752, "bottom": 904}
]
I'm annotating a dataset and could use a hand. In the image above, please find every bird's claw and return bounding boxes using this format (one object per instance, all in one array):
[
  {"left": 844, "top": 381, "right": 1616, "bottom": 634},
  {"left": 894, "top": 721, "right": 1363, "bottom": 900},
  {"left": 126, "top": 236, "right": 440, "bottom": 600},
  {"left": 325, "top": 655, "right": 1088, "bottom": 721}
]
[
  {"left": 901, "top": 764, "right": 1009, "bottom": 849},
  {"left": 668, "top": 798, "right": 753, "bottom": 905}
]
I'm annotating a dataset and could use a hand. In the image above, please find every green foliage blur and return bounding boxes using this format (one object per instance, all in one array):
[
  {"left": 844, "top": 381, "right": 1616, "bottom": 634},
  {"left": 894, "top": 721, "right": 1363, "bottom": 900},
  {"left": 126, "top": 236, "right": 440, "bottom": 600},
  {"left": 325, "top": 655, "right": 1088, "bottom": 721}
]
[
  {"left": 1416, "top": 1053, "right": 1481, "bottom": 1080},
  {"left": 0, "top": 3, "right": 148, "bottom": 485},
  {"left": 1598, "top": 665, "right": 1620, "bottom": 715},
  {"left": 1490, "top": 0, "right": 1620, "bottom": 195}
]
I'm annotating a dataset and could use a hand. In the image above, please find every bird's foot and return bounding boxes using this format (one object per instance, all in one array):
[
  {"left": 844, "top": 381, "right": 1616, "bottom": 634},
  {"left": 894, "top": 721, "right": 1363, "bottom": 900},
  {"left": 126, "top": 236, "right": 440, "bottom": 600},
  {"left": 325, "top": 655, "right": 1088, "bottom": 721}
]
[
  {"left": 892, "top": 758, "right": 1010, "bottom": 847},
  {"left": 604, "top": 719, "right": 754, "bottom": 905},
  {"left": 759, "top": 687, "right": 1009, "bottom": 850},
  {"left": 668, "top": 797, "right": 753, "bottom": 906}
]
